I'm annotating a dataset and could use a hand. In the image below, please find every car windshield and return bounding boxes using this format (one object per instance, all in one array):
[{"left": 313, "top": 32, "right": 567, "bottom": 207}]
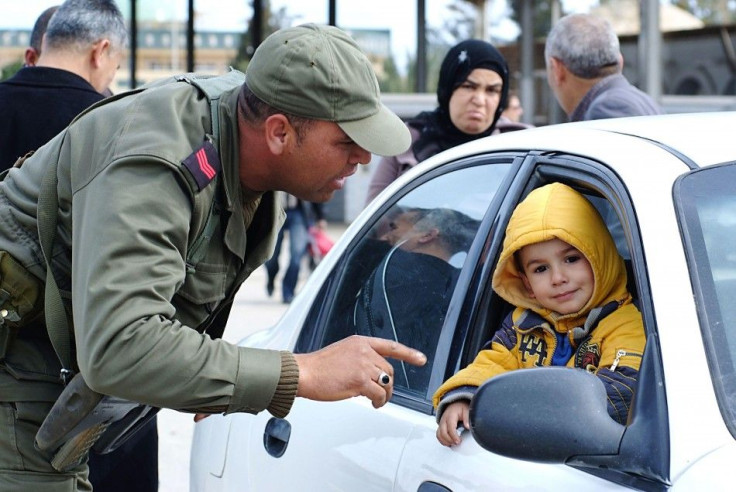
[{"left": 676, "top": 161, "right": 736, "bottom": 432}]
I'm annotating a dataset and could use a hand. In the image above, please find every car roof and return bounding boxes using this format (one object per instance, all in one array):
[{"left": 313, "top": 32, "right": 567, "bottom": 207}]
[{"left": 426, "top": 111, "right": 736, "bottom": 172}]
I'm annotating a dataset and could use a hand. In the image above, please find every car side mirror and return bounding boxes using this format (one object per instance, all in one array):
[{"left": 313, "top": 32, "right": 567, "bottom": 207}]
[{"left": 469, "top": 367, "right": 625, "bottom": 463}]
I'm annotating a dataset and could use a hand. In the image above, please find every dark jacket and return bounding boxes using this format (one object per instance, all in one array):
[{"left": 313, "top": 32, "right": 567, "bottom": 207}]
[
  {"left": 0, "top": 66, "right": 103, "bottom": 170},
  {"left": 354, "top": 244, "right": 460, "bottom": 393}
]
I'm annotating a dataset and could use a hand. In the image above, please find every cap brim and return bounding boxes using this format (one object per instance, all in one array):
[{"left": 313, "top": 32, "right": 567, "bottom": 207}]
[{"left": 338, "top": 104, "right": 411, "bottom": 157}]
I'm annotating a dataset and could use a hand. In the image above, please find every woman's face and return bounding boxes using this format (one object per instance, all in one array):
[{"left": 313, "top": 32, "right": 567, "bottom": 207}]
[{"left": 448, "top": 68, "right": 503, "bottom": 135}]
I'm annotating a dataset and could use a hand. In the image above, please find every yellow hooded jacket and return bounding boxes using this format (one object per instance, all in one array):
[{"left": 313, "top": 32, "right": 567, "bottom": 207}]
[{"left": 433, "top": 183, "right": 645, "bottom": 424}]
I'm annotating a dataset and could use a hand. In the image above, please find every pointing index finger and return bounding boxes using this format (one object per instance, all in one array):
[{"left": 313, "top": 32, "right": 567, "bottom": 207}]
[{"left": 367, "top": 338, "right": 427, "bottom": 366}]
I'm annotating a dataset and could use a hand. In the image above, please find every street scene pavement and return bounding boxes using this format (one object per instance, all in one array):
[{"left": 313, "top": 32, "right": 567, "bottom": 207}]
[{"left": 157, "top": 223, "right": 347, "bottom": 491}]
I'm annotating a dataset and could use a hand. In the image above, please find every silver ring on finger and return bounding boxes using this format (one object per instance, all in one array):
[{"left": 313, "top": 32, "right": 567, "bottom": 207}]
[{"left": 377, "top": 371, "right": 391, "bottom": 387}]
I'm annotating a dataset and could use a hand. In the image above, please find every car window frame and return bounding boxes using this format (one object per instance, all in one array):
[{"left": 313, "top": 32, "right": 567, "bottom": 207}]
[
  {"left": 294, "top": 152, "right": 526, "bottom": 415},
  {"left": 448, "top": 151, "right": 670, "bottom": 487},
  {"left": 674, "top": 160, "right": 736, "bottom": 438}
]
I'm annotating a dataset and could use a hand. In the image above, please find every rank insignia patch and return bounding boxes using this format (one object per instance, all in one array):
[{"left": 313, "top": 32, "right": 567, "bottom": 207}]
[{"left": 182, "top": 140, "right": 220, "bottom": 191}]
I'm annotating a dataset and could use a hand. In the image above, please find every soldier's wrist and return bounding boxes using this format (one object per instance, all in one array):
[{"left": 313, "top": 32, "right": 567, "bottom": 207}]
[{"left": 267, "top": 351, "right": 299, "bottom": 418}]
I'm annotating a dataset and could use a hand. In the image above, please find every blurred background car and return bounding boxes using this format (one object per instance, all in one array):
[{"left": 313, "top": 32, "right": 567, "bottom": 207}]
[{"left": 190, "top": 111, "right": 736, "bottom": 491}]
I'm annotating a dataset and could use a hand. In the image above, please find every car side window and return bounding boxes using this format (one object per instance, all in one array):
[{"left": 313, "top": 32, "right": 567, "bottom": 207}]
[{"left": 311, "top": 162, "right": 514, "bottom": 399}]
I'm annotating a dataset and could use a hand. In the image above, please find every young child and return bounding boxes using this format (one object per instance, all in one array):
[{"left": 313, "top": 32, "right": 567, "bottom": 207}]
[{"left": 433, "top": 182, "right": 646, "bottom": 447}]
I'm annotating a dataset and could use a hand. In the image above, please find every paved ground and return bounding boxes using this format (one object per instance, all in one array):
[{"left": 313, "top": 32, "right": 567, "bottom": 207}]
[{"left": 157, "top": 224, "right": 347, "bottom": 491}]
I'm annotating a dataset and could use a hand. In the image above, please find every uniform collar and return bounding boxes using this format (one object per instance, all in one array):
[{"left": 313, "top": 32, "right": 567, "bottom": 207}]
[{"left": 219, "top": 87, "right": 285, "bottom": 262}]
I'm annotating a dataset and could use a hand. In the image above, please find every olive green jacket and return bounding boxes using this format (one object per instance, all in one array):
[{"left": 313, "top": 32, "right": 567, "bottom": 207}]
[{"left": 0, "top": 72, "right": 289, "bottom": 416}]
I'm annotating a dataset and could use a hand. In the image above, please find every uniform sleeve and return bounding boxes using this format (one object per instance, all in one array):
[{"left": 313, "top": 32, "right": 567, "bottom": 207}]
[
  {"left": 432, "top": 313, "right": 520, "bottom": 408},
  {"left": 71, "top": 156, "right": 282, "bottom": 415}
]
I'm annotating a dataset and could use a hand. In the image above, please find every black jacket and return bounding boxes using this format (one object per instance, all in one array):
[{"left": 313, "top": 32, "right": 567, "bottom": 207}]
[{"left": 0, "top": 66, "right": 103, "bottom": 170}]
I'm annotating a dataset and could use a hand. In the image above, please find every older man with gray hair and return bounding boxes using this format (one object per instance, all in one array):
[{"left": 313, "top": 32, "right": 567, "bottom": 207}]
[
  {"left": 544, "top": 13, "right": 661, "bottom": 122},
  {"left": 0, "top": 0, "right": 127, "bottom": 170}
]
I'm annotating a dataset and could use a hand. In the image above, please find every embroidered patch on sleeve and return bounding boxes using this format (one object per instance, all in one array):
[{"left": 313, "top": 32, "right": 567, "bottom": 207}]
[{"left": 182, "top": 140, "right": 221, "bottom": 191}]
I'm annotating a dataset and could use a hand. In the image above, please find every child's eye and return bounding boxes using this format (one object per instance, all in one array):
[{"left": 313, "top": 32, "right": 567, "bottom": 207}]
[
  {"left": 566, "top": 255, "right": 581, "bottom": 264},
  {"left": 533, "top": 265, "right": 548, "bottom": 274}
]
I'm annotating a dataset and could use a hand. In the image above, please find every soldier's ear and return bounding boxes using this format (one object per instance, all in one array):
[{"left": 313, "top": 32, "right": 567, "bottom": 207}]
[{"left": 263, "top": 114, "right": 293, "bottom": 155}]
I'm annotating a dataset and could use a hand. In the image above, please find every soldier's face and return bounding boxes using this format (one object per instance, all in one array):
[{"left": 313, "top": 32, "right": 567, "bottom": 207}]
[{"left": 283, "top": 120, "right": 372, "bottom": 202}]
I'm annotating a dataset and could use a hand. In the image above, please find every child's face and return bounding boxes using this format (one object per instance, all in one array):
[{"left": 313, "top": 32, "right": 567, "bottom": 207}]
[{"left": 517, "top": 238, "right": 594, "bottom": 315}]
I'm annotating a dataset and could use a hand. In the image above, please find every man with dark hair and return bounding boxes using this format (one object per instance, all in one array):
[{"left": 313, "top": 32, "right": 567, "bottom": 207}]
[
  {"left": 0, "top": 23, "right": 423, "bottom": 489},
  {"left": 0, "top": 0, "right": 127, "bottom": 170},
  {"left": 545, "top": 13, "right": 661, "bottom": 121},
  {"left": 24, "top": 5, "right": 59, "bottom": 67}
]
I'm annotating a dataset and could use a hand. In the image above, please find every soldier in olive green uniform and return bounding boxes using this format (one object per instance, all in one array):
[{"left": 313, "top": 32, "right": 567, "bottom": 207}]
[{"left": 0, "top": 24, "right": 425, "bottom": 490}]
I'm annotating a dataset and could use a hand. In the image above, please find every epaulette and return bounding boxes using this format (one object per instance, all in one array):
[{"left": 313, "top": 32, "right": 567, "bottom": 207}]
[{"left": 181, "top": 140, "right": 220, "bottom": 192}]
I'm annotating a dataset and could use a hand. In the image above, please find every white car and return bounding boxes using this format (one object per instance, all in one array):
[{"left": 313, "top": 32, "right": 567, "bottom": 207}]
[{"left": 190, "top": 112, "right": 736, "bottom": 491}]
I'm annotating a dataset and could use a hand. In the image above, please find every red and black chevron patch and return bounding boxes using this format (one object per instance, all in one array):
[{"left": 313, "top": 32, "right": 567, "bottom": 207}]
[{"left": 182, "top": 140, "right": 220, "bottom": 191}]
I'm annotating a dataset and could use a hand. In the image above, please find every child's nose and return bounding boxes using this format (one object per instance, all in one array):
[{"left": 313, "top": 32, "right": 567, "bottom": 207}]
[{"left": 551, "top": 268, "right": 567, "bottom": 285}]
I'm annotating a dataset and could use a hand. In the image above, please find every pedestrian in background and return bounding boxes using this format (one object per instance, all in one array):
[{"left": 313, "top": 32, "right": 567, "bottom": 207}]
[
  {"left": 266, "top": 193, "right": 326, "bottom": 304},
  {"left": 23, "top": 5, "right": 58, "bottom": 67},
  {"left": 0, "top": 0, "right": 126, "bottom": 171},
  {"left": 500, "top": 90, "right": 523, "bottom": 123},
  {"left": 545, "top": 13, "right": 662, "bottom": 121},
  {"left": 365, "top": 39, "right": 525, "bottom": 205}
]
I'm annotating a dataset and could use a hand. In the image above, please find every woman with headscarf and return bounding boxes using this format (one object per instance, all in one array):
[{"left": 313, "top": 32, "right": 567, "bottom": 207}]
[{"left": 365, "top": 39, "right": 522, "bottom": 205}]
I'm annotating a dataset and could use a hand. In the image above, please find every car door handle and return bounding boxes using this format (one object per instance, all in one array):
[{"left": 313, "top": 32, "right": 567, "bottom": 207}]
[
  {"left": 418, "top": 481, "right": 451, "bottom": 492},
  {"left": 263, "top": 417, "right": 291, "bottom": 458}
]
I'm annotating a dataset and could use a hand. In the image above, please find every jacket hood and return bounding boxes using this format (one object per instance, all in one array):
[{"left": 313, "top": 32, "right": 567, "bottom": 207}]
[{"left": 491, "top": 183, "right": 630, "bottom": 323}]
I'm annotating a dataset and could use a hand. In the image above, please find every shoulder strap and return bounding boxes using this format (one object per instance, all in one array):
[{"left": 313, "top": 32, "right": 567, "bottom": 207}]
[
  {"left": 37, "top": 142, "right": 74, "bottom": 382},
  {"left": 174, "top": 69, "right": 244, "bottom": 267},
  {"left": 174, "top": 69, "right": 245, "bottom": 149}
]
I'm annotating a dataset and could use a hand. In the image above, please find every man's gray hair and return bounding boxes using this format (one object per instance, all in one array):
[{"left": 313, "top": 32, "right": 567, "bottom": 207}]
[
  {"left": 45, "top": 0, "right": 128, "bottom": 53},
  {"left": 413, "top": 208, "right": 480, "bottom": 255},
  {"left": 544, "top": 13, "right": 621, "bottom": 79}
]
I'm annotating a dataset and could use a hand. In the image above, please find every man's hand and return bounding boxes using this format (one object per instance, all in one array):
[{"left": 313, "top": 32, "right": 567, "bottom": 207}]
[{"left": 293, "top": 335, "right": 426, "bottom": 409}]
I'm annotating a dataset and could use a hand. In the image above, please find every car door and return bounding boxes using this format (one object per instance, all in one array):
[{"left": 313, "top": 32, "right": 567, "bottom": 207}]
[
  {"left": 240, "top": 154, "right": 521, "bottom": 491},
  {"left": 190, "top": 154, "right": 521, "bottom": 491},
  {"left": 388, "top": 152, "right": 648, "bottom": 490}
]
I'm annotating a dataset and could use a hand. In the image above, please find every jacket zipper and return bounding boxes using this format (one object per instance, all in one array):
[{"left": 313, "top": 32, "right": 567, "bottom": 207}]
[{"left": 609, "top": 349, "right": 643, "bottom": 371}]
